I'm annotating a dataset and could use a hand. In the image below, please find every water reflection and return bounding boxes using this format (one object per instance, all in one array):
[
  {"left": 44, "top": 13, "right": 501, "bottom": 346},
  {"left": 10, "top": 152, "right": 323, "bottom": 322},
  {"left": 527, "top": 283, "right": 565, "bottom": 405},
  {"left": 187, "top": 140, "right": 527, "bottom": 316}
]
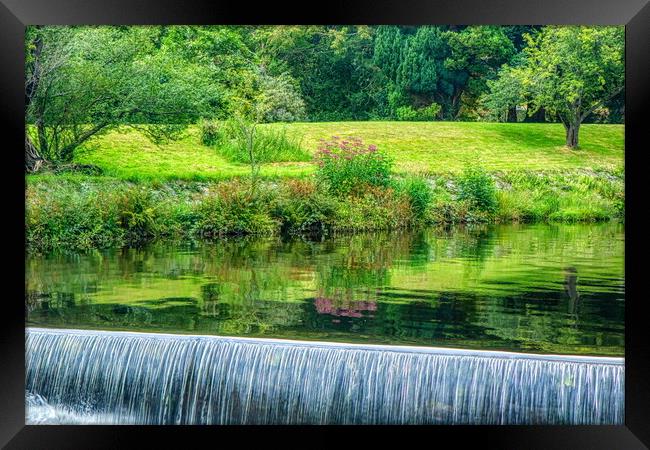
[
  {"left": 314, "top": 297, "right": 377, "bottom": 319},
  {"left": 26, "top": 223, "right": 625, "bottom": 356}
]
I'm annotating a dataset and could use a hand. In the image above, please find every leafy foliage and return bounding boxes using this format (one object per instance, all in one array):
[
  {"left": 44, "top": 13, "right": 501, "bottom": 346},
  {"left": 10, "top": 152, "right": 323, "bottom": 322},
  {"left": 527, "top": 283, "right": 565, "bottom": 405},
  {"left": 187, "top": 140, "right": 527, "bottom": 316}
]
[
  {"left": 26, "top": 26, "right": 218, "bottom": 163},
  {"left": 218, "top": 121, "right": 310, "bottom": 163},
  {"left": 272, "top": 179, "right": 338, "bottom": 234},
  {"left": 195, "top": 181, "right": 278, "bottom": 237},
  {"left": 257, "top": 71, "right": 306, "bottom": 122},
  {"left": 394, "top": 177, "right": 432, "bottom": 219},
  {"left": 484, "top": 26, "right": 624, "bottom": 147},
  {"left": 457, "top": 166, "right": 498, "bottom": 213},
  {"left": 25, "top": 25, "right": 625, "bottom": 167},
  {"left": 199, "top": 119, "right": 223, "bottom": 146},
  {"left": 395, "top": 104, "right": 441, "bottom": 121},
  {"left": 315, "top": 136, "right": 393, "bottom": 196},
  {"left": 26, "top": 168, "right": 623, "bottom": 252}
]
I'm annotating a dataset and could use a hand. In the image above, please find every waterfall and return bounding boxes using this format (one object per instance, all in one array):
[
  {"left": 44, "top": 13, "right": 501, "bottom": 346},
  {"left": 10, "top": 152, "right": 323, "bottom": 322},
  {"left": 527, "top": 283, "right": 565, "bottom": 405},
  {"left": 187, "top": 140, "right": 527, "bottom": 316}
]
[{"left": 25, "top": 328, "right": 624, "bottom": 425}]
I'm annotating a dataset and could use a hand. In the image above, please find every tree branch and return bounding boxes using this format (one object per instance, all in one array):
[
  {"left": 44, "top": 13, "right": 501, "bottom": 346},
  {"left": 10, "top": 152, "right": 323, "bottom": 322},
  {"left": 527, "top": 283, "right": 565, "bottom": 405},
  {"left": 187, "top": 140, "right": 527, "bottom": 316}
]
[
  {"left": 580, "top": 85, "right": 624, "bottom": 121},
  {"left": 58, "top": 121, "right": 111, "bottom": 160}
]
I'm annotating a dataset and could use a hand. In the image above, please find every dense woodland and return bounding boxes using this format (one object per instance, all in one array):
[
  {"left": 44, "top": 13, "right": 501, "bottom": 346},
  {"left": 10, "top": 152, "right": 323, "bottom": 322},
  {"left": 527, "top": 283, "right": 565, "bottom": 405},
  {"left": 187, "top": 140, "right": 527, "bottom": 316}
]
[{"left": 25, "top": 25, "right": 624, "bottom": 169}]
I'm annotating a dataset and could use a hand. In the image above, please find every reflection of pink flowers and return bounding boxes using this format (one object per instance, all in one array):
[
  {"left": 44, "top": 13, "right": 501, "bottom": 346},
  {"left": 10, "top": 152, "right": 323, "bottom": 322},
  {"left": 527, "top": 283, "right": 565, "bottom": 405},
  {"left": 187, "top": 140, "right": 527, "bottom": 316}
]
[{"left": 314, "top": 297, "right": 377, "bottom": 318}]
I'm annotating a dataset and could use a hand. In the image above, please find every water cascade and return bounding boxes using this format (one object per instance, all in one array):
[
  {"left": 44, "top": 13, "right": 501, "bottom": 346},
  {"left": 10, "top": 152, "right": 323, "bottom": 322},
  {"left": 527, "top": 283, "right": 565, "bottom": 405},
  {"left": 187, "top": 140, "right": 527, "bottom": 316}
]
[{"left": 26, "top": 328, "right": 624, "bottom": 425}]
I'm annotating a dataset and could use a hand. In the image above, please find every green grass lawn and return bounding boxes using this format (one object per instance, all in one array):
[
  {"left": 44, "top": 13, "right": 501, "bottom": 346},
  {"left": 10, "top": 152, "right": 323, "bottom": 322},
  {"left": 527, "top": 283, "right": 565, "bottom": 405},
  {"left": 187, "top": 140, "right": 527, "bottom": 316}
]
[{"left": 72, "top": 122, "right": 624, "bottom": 182}]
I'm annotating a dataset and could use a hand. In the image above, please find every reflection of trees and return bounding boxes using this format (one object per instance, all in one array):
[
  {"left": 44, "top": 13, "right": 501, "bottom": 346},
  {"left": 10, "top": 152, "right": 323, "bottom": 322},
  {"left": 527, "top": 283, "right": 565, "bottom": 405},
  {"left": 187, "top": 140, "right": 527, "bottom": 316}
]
[
  {"left": 200, "top": 283, "right": 221, "bottom": 317},
  {"left": 564, "top": 266, "right": 580, "bottom": 316},
  {"left": 26, "top": 222, "right": 624, "bottom": 354},
  {"left": 474, "top": 289, "right": 624, "bottom": 355},
  {"left": 312, "top": 232, "right": 414, "bottom": 312},
  {"left": 424, "top": 224, "right": 493, "bottom": 262}
]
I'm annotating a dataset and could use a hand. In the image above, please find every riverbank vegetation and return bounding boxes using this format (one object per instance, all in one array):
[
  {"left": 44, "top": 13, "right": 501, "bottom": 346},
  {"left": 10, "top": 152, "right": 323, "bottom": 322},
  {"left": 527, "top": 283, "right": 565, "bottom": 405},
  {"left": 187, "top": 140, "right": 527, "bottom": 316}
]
[{"left": 27, "top": 165, "right": 624, "bottom": 253}]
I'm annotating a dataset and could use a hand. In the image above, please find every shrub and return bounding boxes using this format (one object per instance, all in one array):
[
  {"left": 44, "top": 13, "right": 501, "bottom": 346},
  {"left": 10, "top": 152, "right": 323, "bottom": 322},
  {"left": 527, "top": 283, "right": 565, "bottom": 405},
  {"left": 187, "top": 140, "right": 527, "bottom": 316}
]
[
  {"left": 394, "top": 177, "right": 432, "bottom": 220},
  {"left": 116, "top": 187, "right": 159, "bottom": 243},
  {"left": 457, "top": 166, "right": 498, "bottom": 214},
  {"left": 272, "top": 179, "right": 338, "bottom": 234},
  {"left": 428, "top": 198, "right": 489, "bottom": 224},
  {"left": 613, "top": 192, "right": 625, "bottom": 218},
  {"left": 199, "top": 119, "right": 223, "bottom": 146},
  {"left": 257, "top": 72, "right": 306, "bottom": 123},
  {"left": 218, "top": 122, "right": 309, "bottom": 163},
  {"left": 395, "top": 106, "right": 419, "bottom": 121},
  {"left": 331, "top": 186, "right": 411, "bottom": 231},
  {"left": 26, "top": 183, "right": 125, "bottom": 251},
  {"left": 395, "top": 103, "right": 441, "bottom": 121},
  {"left": 418, "top": 103, "right": 441, "bottom": 120},
  {"left": 194, "top": 180, "right": 279, "bottom": 237},
  {"left": 315, "top": 136, "right": 392, "bottom": 196}
]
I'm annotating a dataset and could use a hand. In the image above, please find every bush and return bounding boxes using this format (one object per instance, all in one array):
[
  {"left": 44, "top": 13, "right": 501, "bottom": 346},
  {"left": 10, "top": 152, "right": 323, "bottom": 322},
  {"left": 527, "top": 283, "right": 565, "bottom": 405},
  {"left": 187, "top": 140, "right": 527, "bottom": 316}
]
[
  {"left": 199, "top": 119, "right": 223, "bottom": 147},
  {"left": 457, "top": 167, "right": 498, "bottom": 214},
  {"left": 272, "top": 179, "right": 338, "bottom": 234},
  {"left": 218, "top": 122, "right": 310, "bottom": 163},
  {"left": 428, "top": 199, "right": 474, "bottom": 224},
  {"left": 331, "top": 186, "right": 411, "bottom": 232},
  {"left": 395, "top": 106, "right": 419, "bottom": 121},
  {"left": 26, "top": 182, "right": 125, "bottom": 251},
  {"left": 258, "top": 72, "right": 306, "bottom": 123},
  {"left": 395, "top": 103, "right": 441, "bottom": 121},
  {"left": 394, "top": 177, "right": 432, "bottom": 220},
  {"left": 315, "top": 136, "right": 393, "bottom": 196},
  {"left": 116, "top": 187, "right": 159, "bottom": 243},
  {"left": 194, "top": 180, "right": 279, "bottom": 237}
]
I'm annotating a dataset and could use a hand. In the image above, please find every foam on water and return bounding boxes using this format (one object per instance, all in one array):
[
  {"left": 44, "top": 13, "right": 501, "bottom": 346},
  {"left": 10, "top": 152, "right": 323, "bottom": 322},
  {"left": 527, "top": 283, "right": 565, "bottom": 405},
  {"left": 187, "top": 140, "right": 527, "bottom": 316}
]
[{"left": 26, "top": 328, "right": 624, "bottom": 425}]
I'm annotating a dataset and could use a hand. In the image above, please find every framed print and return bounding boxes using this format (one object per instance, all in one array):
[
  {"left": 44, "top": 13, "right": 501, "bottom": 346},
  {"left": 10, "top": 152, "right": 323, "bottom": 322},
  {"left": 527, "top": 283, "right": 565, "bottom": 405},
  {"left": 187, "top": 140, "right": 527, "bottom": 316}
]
[{"left": 1, "top": 0, "right": 649, "bottom": 447}]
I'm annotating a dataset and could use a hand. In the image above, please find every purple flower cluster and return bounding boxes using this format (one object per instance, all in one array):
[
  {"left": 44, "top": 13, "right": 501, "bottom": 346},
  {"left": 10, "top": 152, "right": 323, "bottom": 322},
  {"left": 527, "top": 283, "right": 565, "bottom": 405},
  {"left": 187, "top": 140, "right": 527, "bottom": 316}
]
[{"left": 314, "top": 136, "right": 378, "bottom": 166}]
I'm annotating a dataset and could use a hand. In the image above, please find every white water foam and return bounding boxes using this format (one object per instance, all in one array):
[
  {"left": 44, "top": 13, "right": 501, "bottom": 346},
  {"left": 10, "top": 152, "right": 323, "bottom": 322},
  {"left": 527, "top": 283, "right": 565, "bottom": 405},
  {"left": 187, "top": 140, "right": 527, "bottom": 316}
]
[{"left": 26, "top": 328, "right": 624, "bottom": 425}]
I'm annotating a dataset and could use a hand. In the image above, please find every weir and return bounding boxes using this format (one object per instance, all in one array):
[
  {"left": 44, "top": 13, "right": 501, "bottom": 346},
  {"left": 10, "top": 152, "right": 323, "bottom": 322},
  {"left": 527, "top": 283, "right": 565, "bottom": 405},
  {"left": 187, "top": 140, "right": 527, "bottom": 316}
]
[{"left": 25, "top": 327, "right": 624, "bottom": 425}]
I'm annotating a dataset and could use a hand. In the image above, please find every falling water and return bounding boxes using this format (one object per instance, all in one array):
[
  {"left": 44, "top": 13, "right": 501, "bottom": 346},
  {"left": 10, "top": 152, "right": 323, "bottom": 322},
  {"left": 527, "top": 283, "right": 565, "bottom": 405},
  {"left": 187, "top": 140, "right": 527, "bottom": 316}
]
[{"left": 25, "top": 328, "right": 624, "bottom": 425}]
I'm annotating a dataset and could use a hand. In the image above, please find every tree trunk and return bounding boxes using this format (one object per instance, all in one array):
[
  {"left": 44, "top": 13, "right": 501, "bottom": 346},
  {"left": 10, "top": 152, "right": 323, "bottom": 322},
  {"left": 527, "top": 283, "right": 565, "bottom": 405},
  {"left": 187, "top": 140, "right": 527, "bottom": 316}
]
[
  {"left": 506, "top": 106, "right": 518, "bottom": 123},
  {"left": 36, "top": 119, "right": 49, "bottom": 159},
  {"left": 565, "top": 122, "right": 580, "bottom": 149},
  {"left": 450, "top": 90, "right": 462, "bottom": 120},
  {"left": 25, "top": 134, "right": 45, "bottom": 173}
]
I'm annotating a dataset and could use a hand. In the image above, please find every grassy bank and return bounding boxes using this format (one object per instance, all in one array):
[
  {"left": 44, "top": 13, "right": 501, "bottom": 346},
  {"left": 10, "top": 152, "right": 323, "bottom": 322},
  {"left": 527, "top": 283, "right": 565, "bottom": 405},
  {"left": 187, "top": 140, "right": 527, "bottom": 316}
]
[
  {"left": 26, "top": 167, "right": 624, "bottom": 253},
  {"left": 71, "top": 122, "right": 624, "bottom": 182}
]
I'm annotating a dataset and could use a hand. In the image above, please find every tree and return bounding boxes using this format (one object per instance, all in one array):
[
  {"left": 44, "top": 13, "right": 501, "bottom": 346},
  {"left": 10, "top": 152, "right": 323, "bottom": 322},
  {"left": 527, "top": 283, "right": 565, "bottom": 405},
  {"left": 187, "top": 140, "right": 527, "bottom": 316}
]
[
  {"left": 25, "top": 26, "right": 217, "bottom": 171},
  {"left": 25, "top": 26, "right": 75, "bottom": 171},
  {"left": 256, "top": 70, "right": 306, "bottom": 122},
  {"left": 225, "top": 66, "right": 276, "bottom": 195},
  {"left": 374, "top": 26, "right": 514, "bottom": 119},
  {"left": 158, "top": 25, "right": 258, "bottom": 118},
  {"left": 254, "top": 26, "right": 382, "bottom": 121},
  {"left": 482, "top": 64, "right": 526, "bottom": 122},
  {"left": 397, "top": 27, "right": 449, "bottom": 113},
  {"left": 444, "top": 26, "right": 515, "bottom": 119},
  {"left": 520, "top": 26, "right": 624, "bottom": 148}
]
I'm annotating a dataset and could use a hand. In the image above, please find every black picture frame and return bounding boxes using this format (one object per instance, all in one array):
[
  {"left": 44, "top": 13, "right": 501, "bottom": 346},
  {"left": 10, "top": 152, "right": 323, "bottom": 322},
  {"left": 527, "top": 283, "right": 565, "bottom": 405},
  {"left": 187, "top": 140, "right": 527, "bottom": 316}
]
[{"left": 1, "top": 0, "right": 648, "bottom": 447}]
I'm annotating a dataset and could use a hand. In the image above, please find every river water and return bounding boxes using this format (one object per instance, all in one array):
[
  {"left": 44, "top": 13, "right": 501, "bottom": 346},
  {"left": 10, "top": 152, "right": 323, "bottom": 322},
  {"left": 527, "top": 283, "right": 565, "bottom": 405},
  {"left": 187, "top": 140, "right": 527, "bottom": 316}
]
[{"left": 27, "top": 222, "right": 625, "bottom": 356}]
